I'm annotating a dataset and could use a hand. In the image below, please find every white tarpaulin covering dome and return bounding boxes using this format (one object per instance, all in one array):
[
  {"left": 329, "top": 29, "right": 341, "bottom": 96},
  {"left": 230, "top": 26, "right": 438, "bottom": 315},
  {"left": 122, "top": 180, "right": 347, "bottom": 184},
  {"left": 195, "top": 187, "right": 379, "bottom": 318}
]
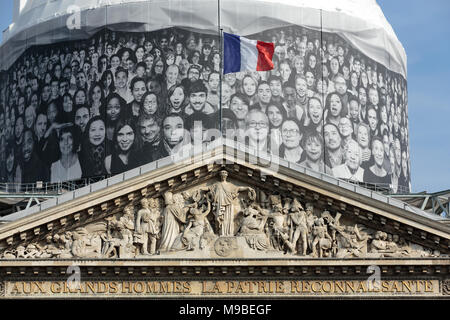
[{"left": 2, "top": 0, "right": 406, "bottom": 76}]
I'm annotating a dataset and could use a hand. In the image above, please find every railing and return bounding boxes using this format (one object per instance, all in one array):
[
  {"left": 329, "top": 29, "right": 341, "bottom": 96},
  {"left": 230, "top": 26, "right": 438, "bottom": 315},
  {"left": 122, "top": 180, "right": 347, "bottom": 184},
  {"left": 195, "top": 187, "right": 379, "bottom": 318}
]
[
  {"left": 341, "top": 180, "right": 411, "bottom": 195},
  {"left": 0, "top": 175, "right": 111, "bottom": 196},
  {"left": 0, "top": 142, "right": 442, "bottom": 223}
]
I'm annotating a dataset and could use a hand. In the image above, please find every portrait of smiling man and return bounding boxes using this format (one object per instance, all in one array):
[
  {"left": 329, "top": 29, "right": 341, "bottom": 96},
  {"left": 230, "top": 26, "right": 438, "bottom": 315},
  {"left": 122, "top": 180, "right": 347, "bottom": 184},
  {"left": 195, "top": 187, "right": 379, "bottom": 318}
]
[{"left": 184, "top": 80, "right": 215, "bottom": 117}]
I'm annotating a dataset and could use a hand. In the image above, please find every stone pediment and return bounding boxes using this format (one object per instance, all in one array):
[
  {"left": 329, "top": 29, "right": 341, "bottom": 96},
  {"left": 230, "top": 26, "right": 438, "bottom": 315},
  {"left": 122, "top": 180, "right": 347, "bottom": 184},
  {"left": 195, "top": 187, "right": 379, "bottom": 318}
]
[{"left": 0, "top": 145, "right": 449, "bottom": 261}]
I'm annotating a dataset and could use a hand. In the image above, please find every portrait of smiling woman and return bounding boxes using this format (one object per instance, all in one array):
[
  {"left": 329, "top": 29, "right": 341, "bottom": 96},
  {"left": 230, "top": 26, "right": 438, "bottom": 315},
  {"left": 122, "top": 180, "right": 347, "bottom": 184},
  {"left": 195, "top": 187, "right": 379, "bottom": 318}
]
[
  {"left": 266, "top": 102, "right": 287, "bottom": 147},
  {"left": 140, "top": 91, "right": 162, "bottom": 118},
  {"left": 4, "top": 142, "right": 21, "bottom": 191},
  {"left": 166, "top": 84, "right": 187, "bottom": 115},
  {"left": 229, "top": 93, "right": 249, "bottom": 131},
  {"left": 88, "top": 82, "right": 105, "bottom": 117},
  {"left": 104, "top": 118, "right": 140, "bottom": 175},
  {"left": 50, "top": 125, "right": 82, "bottom": 183},
  {"left": 79, "top": 116, "right": 107, "bottom": 178},
  {"left": 363, "top": 137, "right": 391, "bottom": 185},
  {"left": 105, "top": 93, "right": 126, "bottom": 149},
  {"left": 34, "top": 113, "right": 48, "bottom": 160},
  {"left": 304, "top": 97, "right": 324, "bottom": 136},
  {"left": 241, "top": 75, "right": 258, "bottom": 106},
  {"left": 279, "top": 119, "right": 305, "bottom": 164},
  {"left": 324, "top": 93, "right": 345, "bottom": 127},
  {"left": 299, "top": 131, "right": 332, "bottom": 175}
]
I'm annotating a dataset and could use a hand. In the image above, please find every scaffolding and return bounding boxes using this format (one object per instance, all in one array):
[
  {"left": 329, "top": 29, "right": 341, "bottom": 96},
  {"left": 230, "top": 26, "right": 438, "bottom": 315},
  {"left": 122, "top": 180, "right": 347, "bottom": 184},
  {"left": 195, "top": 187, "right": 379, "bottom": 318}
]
[
  {"left": 388, "top": 190, "right": 450, "bottom": 218},
  {"left": 0, "top": 176, "right": 110, "bottom": 217}
]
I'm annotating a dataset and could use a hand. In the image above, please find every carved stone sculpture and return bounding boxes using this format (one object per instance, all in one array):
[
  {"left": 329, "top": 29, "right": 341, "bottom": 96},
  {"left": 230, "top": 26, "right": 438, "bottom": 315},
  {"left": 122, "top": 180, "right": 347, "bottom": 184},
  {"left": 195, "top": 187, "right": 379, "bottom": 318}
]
[
  {"left": 287, "top": 198, "right": 309, "bottom": 255},
  {"left": 334, "top": 225, "right": 369, "bottom": 258},
  {"left": 237, "top": 204, "right": 270, "bottom": 251},
  {"left": 56, "top": 232, "right": 74, "bottom": 258},
  {"left": 101, "top": 206, "right": 135, "bottom": 258},
  {"left": 1, "top": 250, "right": 16, "bottom": 259},
  {"left": 214, "top": 237, "right": 238, "bottom": 257},
  {"left": 267, "top": 195, "right": 291, "bottom": 252},
  {"left": 118, "top": 206, "right": 135, "bottom": 246},
  {"left": 182, "top": 200, "right": 213, "bottom": 251},
  {"left": 196, "top": 170, "right": 256, "bottom": 237},
  {"left": 322, "top": 211, "right": 346, "bottom": 257},
  {"left": 305, "top": 203, "right": 317, "bottom": 252},
  {"left": 311, "top": 218, "right": 333, "bottom": 258},
  {"left": 71, "top": 228, "right": 102, "bottom": 258},
  {"left": 159, "top": 191, "right": 189, "bottom": 252},
  {"left": 38, "top": 236, "right": 62, "bottom": 259},
  {"left": 101, "top": 218, "right": 123, "bottom": 258},
  {"left": 0, "top": 177, "right": 443, "bottom": 260},
  {"left": 15, "top": 246, "right": 27, "bottom": 259},
  {"left": 134, "top": 198, "right": 161, "bottom": 255},
  {"left": 369, "top": 231, "right": 411, "bottom": 258},
  {"left": 443, "top": 280, "right": 450, "bottom": 296}
]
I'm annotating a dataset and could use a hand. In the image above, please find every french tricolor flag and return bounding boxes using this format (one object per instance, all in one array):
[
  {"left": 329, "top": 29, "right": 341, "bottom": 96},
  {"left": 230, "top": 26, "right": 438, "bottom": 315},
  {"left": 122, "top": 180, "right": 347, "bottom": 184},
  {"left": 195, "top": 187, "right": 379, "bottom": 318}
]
[{"left": 223, "top": 32, "right": 275, "bottom": 74}]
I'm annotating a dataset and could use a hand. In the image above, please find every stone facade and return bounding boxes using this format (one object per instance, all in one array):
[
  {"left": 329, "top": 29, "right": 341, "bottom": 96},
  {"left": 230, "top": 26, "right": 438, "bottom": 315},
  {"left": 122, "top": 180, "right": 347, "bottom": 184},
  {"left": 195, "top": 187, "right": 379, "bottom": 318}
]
[
  {"left": 0, "top": 147, "right": 448, "bottom": 298},
  {"left": 0, "top": 169, "right": 443, "bottom": 260}
]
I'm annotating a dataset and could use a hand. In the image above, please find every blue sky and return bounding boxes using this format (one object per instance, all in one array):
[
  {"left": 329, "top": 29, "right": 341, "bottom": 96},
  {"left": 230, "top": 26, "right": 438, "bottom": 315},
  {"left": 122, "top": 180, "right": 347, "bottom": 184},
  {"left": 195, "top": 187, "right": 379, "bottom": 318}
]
[
  {"left": 377, "top": 0, "right": 450, "bottom": 192},
  {"left": 0, "top": 0, "right": 448, "bottom": 193}
]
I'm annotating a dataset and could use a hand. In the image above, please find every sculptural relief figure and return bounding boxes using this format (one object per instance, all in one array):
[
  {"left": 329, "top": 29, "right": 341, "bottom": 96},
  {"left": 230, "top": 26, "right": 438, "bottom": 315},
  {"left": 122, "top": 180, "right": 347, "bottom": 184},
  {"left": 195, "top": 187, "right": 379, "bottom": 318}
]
[
  {"left": 304, "top": 203, "right": 317, "bottom": 251},
  {"left": 237, "top": 204, "right": 270, "bottom": 251},
  {"left": 35, "top": 233, "right": 74, "bottom": 259},
  {"left": 71, "top": 228, "right": 102, "bottom": 258},
  {"left": 118, "top": 206, "right": 135, "bottom": 245},
  {"left": 134, "top": 198, "right": 161, "bottom": 255},
  {"left": 15, "top": 246, "right": 27, "bottom": 259},
  {"left": 287, "top": 198, "right": 309, "bottom": 255},
  {"left": 386, "top": 234, "right": 414, "bottom": 256},
  {"left": 267, "top": 195, "right": 291, "bottom": 252},
  {"left": 54, "top": 232, "right": 74, "bottom": 258},
  {"left": 159, "top": 191, "right": 190, "bottom": 252},
  {"left": 370, "top": 231, "right": 394, "bottom": 257},
  {"left": 369, "top": 231, "right": 411, "bottom": 258},
  {"left": 333, "top": 225, "right": 367, "bottom": 258},
  {"left": 33, "top": 236, "right": 62, "bottom": 259},
  {"left": 389, "top": 235, "right": 413, "bottom": 255},
  {"left": 1, "top": 249, "right": 16, "bottom": 259},
  {"left": 196, "top": 170, "right": 256, "bottom": 237},
  {"left": 24, "top": 244, "right": 43, "bottom": 258},
  {"left": 182, "top": 200, "right": 213, "bottom": 251},
  {"left": 311, "top": 218, "right": 333, "bottom": 257},
  {"left": 214, "top": 237, "right": 238, "bottom": 257},
  {"left": 3, "top": 245, "right": 41, "bottom": 259},
  {"left": 101, "top": 218, "right": 123, "bottom": 258},
  {"left": 258, "top": 190, "right": 270, "bottom": 210},
  {"left": 102, "top": 205, "right": 136, "bottom": 258},
  {"left": 6, "top": 244, "right": 43, "bottom": 259}
]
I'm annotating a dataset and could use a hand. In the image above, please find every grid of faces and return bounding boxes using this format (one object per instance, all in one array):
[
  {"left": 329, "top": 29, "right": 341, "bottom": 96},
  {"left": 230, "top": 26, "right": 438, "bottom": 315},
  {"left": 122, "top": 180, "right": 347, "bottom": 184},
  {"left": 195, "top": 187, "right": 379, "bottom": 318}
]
[{"left": 0, "top": 25, "right": 410, "bottom": 193}]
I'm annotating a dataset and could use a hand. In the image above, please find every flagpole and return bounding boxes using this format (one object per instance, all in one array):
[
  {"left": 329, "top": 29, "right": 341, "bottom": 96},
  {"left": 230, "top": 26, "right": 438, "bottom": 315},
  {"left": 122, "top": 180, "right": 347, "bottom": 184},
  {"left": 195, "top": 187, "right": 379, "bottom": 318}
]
[
  {"left": 218, "top": 0, "right": 223, "bottom": 135},
  {"left": 320, "top": 9, "right": 326, "bottom": 174}
]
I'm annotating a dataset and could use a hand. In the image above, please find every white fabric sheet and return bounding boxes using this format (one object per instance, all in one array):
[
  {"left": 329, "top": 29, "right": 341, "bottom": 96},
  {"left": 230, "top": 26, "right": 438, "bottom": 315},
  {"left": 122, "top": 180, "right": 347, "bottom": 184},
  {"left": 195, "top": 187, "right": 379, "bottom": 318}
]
[{"left": 2, "top": 0, "right": 406, "bottom": 77}]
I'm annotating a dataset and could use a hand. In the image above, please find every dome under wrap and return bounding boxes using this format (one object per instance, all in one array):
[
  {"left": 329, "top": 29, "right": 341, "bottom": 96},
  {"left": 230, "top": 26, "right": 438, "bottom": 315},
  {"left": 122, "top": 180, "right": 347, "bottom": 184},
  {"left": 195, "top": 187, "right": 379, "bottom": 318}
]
[
  {"left": 4, "top": 0, "right": 406, "bottom": 76},
  {"left": 0, "top": 0, "right": 411, "bottom": 193}
]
